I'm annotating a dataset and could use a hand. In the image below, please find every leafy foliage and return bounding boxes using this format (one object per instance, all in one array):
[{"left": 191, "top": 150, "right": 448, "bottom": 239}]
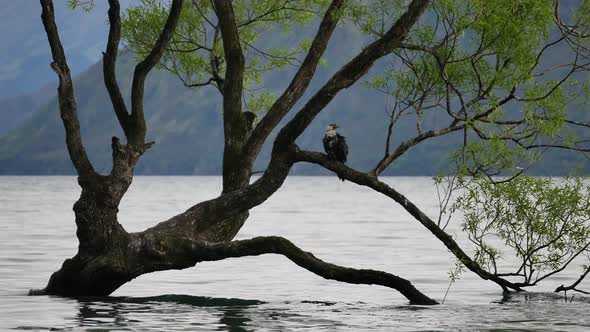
[
  {"left": 366, "top": 0, "right": 590, "bottom": 178},
  {"left": 121, "top": 0, "right": 331, "bottom": 107},
  {"left": 455, "top": 176, "right": 590, "bottom": 284},
  {"left": 67, "top": 0, "right": 95, "bottom": 12}
]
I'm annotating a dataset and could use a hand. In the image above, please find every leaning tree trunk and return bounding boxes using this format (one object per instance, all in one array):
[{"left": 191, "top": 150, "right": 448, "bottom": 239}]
[
  {"left": 31, "top": 0, "right": 439, "bottom": 305},
  {"left": 32, "top": 136, "right": 438, "bottom": 306},
  {"left": 30, "top": 140, "right": 147, "bottom": 295},
  {"left": 31, "top": 0, "right": 185, "bottom": 296},
  {"left": 32, "top": 0, "right": 255, "bottom": 296}
]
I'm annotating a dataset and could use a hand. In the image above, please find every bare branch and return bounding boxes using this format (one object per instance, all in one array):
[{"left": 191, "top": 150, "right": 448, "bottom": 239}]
[
  {"left": 532, "top": 242, "right": 590, "bottom": 284},
  {"left": 555, "top": 265, "right": 590, "bottom": 295},
  {"left": 40, "top": 0, "right": 95, "bottom": 177},
  {"left": 104, "top": 0, "right": 132, "bottom": 139},
  {"left": 185, "top": 77, "right": 216, "bottom": 88},
  {"left": 275, "top": 0, "right": 431, "bottom": 146},
  {"left": 384, "top": 103, "right": 397, "bottom": 157},
  {"left": 566, "top": 120, "right": 590, "bottom": 128},
  {"left": 243, "top": 0, "right": 345, "bottom": 160},
  {"left": 371, "top": 124, "right": 464, "bottom": 176},
  {"left": 135, "top": 235, "right": 438, "bottom": 305},
  {"left": 130, "top": 0, "right": 184, "bottom": 146},
  {"left": 295, "top": 149, "right": 524, "bottom": 292},
  {"left": 521, "top": 144, "right": 590, "bottom": 153},
  {"left": 191, "top": 0, "right": 216, "bottom": 28}
]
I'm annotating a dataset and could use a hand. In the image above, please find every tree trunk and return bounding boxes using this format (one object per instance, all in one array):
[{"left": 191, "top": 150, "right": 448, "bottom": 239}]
[
  {"left": 32, "top": 0, "right": 438, "bottom": 305},
  {"left": 31, "top": 139, "right": 146, "bottom": 295}
]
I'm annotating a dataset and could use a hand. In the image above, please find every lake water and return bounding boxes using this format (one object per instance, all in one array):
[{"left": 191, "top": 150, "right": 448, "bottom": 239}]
[{"left": 1, "top": 176, "right": 589, "bottom": 331}]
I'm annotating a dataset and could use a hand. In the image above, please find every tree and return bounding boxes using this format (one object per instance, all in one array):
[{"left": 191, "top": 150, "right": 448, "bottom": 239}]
[{"left": 31, "top": 0, "right": 589, "bottom": 304}]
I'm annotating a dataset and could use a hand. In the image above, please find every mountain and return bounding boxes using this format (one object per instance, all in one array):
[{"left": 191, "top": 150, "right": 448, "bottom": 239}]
[
  {"left": 0, "top": 53, "right": 222, "bottom": 175},
  {"left": 0, "top": 1, "right": 128, "bottom": 137},
  {"left": 0, "top": 83, "right": 54, "bottom": 135},
  {"left": 0, "top": 7, "right": 588, "bottom": 175},
  {"left": 0, "top": 22, "right": 461, "bottom": 176},
  {"left": 0, "top": 1, "right": 134, "bottom": 98},
  {"left": 1, "top": 48, "right": 586, "bottom": 176}
]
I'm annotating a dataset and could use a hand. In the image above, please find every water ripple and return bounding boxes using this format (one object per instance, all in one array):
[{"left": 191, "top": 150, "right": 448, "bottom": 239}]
[{"left": 1, "top": 176, "right": 590, "bottom": 331}]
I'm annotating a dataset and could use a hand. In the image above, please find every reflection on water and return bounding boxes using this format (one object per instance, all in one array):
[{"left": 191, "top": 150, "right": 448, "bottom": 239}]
[
  {"left": 71, "top": 295, "right": 261, "bottom": 331},
  {"left": 2, "top": 176, "right": 590, "bottom": 331},
  {"left": 11, "top": 293, "right": 590, "bottom": 331}
]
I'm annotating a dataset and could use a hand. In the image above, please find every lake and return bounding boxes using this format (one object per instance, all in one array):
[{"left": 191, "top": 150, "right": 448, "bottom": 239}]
[{"left": 1, "top": 176, "right": 589, "bottom": 331}]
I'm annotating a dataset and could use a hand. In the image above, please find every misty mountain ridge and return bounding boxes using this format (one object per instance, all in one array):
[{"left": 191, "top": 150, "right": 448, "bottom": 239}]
[{"left": 0, "top": 9, "right": 588, "bottom": 175}]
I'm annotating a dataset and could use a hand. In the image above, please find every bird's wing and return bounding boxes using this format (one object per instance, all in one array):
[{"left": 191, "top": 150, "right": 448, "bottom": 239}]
[
  {"left": 337, "top": 134, "right": 349, "bottom": 162},
  {"left": 322, "top": 135, "right": 330, "bottom": 153},
  {"left": 339, "top": 134, "right": 348, "bottom": 154}
]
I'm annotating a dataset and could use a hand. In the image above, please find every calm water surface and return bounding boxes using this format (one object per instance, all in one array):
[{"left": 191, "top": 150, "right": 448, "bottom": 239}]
[{"left": 1, "top": 176, "right": 589, "bottom": 331}]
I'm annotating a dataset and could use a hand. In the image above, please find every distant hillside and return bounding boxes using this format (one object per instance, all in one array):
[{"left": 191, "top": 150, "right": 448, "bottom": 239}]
[
  {"left": 0, "top": 49, "right": 459, "bottom": 175},
  {"left": 0, "top": 28, "right": 588, "bottom": 175},
  {"left": 0, "top": 1, "right": 134, "bottom": 98},
  {"left": 0, "top": 2, "right": 136, "bottom": 138},
  {"left": 0, "top": 84, "right": 54, "bottom": 135}
]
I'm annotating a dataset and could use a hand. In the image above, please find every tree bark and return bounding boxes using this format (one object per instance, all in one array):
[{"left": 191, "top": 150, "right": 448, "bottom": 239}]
[
  {"left": 40, "top": 0, "right": 95, "bottom": 177},
  {"left": 127, "top": 235, "right": 437, "bottom": 305},
  {"left": 129, "top": 0, "right": 183, "bottom": 146},
  {"left": 34, "top": 0, "right": 183, "bottom": 296},
  {"left": 243, "top": 0, "right": 345, "bottom": 162}
]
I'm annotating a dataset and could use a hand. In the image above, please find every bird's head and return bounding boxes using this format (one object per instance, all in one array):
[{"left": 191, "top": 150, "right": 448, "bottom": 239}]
[{"left": 326, "top": 123, "right": 339, "bottom": 132}]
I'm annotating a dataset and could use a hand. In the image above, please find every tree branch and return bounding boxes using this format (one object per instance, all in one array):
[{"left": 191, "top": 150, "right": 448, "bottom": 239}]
[
  {"left": 555, "top": 265, "right": 590, "bottom": 295},
  {"left": 371, "top": 123, "right": 464, "bottom": 176},
  {"left": 103, "top": 0, "right": 132, "bottom": 139},
  {"left": 243, "top": 0, "right": 345, "bottom": 160},
  {"left": 275, "top": 0, "right": 431, "bottom": 145},
  {"left": 213, "top": 0, "right": 246, "bottom": 138},
  {"left": 40, "top": 0, "right": 95, "bottom": 177},
  {"left": 133, "top": 235, "right": 438, "bottom": 305},
  {"left": 130, "top": 0, "right": 184, "bottom": 146},
  {"left": 294, "top": 149, "right": 524, "bottom": 292}
]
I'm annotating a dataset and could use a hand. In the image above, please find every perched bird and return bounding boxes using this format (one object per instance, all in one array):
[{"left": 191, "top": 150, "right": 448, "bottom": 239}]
[{"left": 323, "top": 123, "right": 348, "bottom": 181}]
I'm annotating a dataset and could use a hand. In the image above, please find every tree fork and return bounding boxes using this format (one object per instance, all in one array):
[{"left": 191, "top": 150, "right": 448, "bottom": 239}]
[{"left": 34, "top": 0, "right": 185, "bottom": 297}]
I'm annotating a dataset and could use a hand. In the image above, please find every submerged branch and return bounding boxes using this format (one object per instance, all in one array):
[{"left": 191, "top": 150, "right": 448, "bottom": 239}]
[
  {"left": 138, "top": 235, "right": 438, "bottom": 305},
  {"left": 555, "top": 265, "right": 590, "bottom": 295}
]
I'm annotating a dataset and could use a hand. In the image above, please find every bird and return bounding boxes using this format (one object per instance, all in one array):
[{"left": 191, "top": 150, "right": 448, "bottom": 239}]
[{"left": 323, "top": 123, "right": 348, "bottom": 181}]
